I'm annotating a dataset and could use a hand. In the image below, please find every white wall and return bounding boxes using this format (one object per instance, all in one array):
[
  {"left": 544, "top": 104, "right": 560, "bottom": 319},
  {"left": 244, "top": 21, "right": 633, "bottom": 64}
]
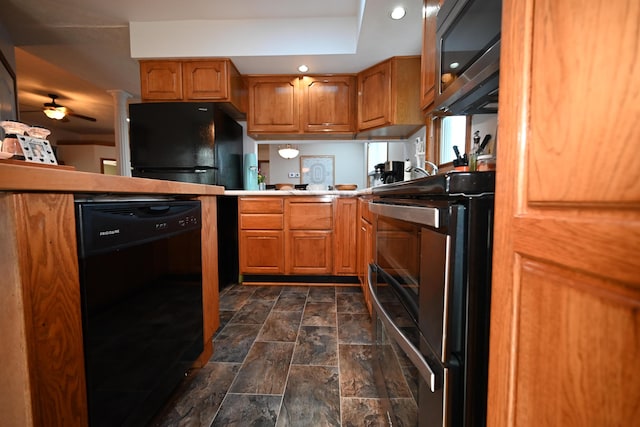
[
  {"left": 260, "top": 141, "right": 366, "bottom": 188},
  {"left": 246, "top": 126, "right": 428, "bottom": 189},
  {"left": 471, "top": 114, "right": 498, "bottom": 155},
  {"left": 55, "top": 144, "right": 117, "bottom": 173}
]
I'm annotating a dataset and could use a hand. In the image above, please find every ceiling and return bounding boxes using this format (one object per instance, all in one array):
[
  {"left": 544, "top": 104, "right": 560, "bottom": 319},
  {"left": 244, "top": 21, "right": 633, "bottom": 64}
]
[{"left": 0, "top": 0, "right": 423, "bottom": 141}]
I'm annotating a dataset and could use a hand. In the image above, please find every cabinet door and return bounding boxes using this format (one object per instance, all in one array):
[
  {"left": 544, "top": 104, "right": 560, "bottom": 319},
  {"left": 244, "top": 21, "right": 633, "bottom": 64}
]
[
  {"left": 239, "top": 230, "right": 285, "bottom": 274},
  {"left": 488, "top": 0, "right": 640, "bottom": 425},
  {"left": 358, "top": 217, "right": 373, "bottom": 315},
  {"left": 248, "top": 76, "right": 300, "bottom": 133},
  {"left": 420, "top": 0, "right": 440, "bottom": 110},
  {"left": 183, "top": 60, "right": 229, "bottom": 100},
  {"left": 140, "top": 60, "right": 183, "bottom": 100},
  {"left": 334, "top": 198, "right": 358, "bottom": 275},
  {"left": 357, "top": 60, "right": 391, "bottom": 130},
  {"left": 286, "top": 230, "right": 333, "bottom": 275},
  {"left": 301, "top": 76, "right": 356, "bottom": 133}
]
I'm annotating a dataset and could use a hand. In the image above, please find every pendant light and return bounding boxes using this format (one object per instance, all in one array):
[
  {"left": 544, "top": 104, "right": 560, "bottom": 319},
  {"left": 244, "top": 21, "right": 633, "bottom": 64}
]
[{"left": 278, "top": 144, "right": 299, "bottom": 159}]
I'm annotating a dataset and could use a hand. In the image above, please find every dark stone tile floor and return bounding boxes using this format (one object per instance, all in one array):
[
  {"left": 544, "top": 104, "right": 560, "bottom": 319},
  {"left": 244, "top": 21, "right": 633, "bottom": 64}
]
[{"left": 150, "top": 284, "right": 412, "bottom": 426}]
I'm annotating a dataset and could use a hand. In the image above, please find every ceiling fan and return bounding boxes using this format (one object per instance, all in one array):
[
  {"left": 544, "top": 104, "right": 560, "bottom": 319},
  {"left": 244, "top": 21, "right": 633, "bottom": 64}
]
[{"left": 41, "top": 94, "right": 97, "bottom": 122}]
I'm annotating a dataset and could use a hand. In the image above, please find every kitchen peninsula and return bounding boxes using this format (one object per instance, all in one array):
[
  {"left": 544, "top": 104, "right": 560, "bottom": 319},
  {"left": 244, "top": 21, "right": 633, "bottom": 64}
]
[{"left": 0, "top": 162, "right": 223, "bottom": 427}]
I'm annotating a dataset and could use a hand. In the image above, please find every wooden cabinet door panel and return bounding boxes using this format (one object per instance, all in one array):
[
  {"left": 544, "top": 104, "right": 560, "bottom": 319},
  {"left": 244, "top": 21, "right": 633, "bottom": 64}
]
[
  {"left": 248, "top": 76, "right": 300, "bottom": 133},
  {"left": 487, "top": 0, "right": 640, "bottom": 425},
  {"left": 334, "top": 198, "right": 358, "bottom": 275},
  {"left": 239, "top": 230, "right": 285, "bottom": 274},
  {"left": 357, "top": 216, "right": 374, "bottom": 315},
  {"left": 420, "top": 0, "right": 439, "bottom": 110},
  {"left": 6, "top": 193, "right": 89, "bottom": 427},
  {"left": 140, "top": 60, "right": 183, "bottom": 100},
  {"left": 286, "top": 231, "right": 333, "bottom": 275},
  {"left": 358, "top": 60, "right": 391, "bottom": 130},
  {"left": 302, "top": 76, "right": 356, "bottom": 133},
  {"left": 183, "top": 60, "right": 228, "bottom": 100},
  {"left": 515, "top": 259, "right": 640, "bottom": 425}
]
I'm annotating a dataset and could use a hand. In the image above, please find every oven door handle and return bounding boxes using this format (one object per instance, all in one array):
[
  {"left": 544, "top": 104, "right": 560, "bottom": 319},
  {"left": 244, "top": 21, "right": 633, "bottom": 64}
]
[
  {"left": 369, "top": 201, "right": 440, "bottom": 228},
  {"left": 368, "top": 264, "right": 439, "bottom": 393}
]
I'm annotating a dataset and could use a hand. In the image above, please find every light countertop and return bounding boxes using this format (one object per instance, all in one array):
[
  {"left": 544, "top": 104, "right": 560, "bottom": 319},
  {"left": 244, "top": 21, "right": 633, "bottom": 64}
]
[{"left": 224, "top": 189, "right": 371, "bottom": 197}]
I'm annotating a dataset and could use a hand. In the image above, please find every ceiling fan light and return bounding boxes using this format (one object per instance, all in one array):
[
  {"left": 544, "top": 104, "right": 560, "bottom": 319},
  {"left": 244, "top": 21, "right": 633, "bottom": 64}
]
[
  {"left": 44, "top": 108, "right": 66, "bottom": 120},
  {"left": 278, "top": 144, "right": 299, "bottom": 159}
]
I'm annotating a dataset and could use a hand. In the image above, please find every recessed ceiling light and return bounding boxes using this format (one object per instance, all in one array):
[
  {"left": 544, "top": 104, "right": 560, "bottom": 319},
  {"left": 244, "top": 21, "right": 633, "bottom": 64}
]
[
  {"left": 298, "top": 64, "right": 309, "bottom": 73},
  {"left": 390, "top": 6, "right": 406, "bottom": 20},
  {"left": 450, "top": 62, "right": 460, "bottom": 69}
]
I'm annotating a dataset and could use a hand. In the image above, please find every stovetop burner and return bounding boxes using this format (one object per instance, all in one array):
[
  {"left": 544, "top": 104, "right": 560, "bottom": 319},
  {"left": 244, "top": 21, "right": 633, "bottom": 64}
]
[{"left": 372, "top": 171, "right": 495, "bottom": 197}]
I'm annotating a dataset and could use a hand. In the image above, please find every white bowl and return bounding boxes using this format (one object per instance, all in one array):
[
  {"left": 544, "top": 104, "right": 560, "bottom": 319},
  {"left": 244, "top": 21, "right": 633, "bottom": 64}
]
[
  {"left": 1, "top": 120, "right": 29, "bottom": 135},
  {"left": 27, "top": 126, "right": 51, "bottom": 139}
]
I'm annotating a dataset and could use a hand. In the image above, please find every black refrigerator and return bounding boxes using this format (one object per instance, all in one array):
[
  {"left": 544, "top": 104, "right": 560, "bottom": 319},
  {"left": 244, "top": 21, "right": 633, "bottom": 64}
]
[
  {"left": 129, "top": 101, "right": 242, "bottom": 290},
  {"left": 129, "top": 102, "right": 243, "bottom": 189}
]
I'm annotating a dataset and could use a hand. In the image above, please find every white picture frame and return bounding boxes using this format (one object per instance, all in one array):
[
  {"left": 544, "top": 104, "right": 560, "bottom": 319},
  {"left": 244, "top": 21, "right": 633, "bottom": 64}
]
[{"left": 17, "top": 135, "right": 58, "bottom": 165}]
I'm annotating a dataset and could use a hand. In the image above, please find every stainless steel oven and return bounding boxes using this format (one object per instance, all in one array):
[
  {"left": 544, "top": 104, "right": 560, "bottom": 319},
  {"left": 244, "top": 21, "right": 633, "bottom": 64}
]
[{"left": 367, "top": 172, "right": 494, "bottom": 426}]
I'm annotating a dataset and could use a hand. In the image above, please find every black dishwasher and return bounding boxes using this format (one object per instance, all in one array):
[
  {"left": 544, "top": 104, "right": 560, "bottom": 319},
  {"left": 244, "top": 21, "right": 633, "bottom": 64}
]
[{"left": 75, "top": 198, "right": 203, "bottom": 427}]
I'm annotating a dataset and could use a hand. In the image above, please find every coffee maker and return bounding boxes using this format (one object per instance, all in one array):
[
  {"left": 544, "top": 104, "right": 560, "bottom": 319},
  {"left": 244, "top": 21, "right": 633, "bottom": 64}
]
[
  {"left": 368, "top": 163, "right": 386, "bottom": 187},
  {"left": 382, "top": 160, "right": 404, "bottom": 184}
]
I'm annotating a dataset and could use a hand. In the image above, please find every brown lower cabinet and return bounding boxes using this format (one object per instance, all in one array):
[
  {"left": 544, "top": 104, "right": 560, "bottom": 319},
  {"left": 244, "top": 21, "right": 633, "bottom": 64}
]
[
  {"left": 357, "top": 197, "right": 374, "bottom": 314},
  {"left": 238, "top": 196, "right": 358, "bottom": 277}
]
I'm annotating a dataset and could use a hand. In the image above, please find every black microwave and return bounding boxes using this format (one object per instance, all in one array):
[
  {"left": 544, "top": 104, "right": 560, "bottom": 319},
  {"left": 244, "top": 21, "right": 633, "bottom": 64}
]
[{"left": 434, "top": 0, "right": 502, "bottom": 115}]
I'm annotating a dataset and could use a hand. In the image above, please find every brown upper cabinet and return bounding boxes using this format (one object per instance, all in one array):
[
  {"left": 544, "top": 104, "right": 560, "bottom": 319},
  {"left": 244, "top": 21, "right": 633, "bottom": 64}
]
[
  {"left": 356, "top": 56, "right": 424, "bottom": 139},
  {"left": 301, "top": 76, "right": 356, "bottom": 134},
  {"left": 140, "top": 56, "right": 424, "bottom": 140},
  {"left": 247, "top": 75, "right": 301, "bottom": 135},
  {"left": 420, "top": 0, "right": 441, "bottom": 111},
  {"left": 246, "top": 75, "right": 356, "bottom": 139},
  {"left": 139, "top": 59, "right": 247, "bottom": 118}
]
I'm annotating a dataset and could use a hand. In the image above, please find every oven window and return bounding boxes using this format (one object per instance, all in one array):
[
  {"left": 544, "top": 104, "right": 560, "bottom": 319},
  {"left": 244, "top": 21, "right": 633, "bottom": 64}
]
[
  {"left": 376, "top": 215, "right": 421, "bottom": 301},
  {"left": 440, "top": 0, "right": 502, "bottom": 91}
]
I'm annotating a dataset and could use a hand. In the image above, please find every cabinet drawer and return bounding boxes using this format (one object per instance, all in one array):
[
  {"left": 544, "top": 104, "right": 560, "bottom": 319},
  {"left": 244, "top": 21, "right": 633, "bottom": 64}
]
[
  {"left": 287, "top": 202, "right": 333, "bottom": 230},
  {"left": 239, "top": 197, "right": 284, "bottom": 214},
  {"left": 240, "top": 213, "right": 283, "bottom": 230}
]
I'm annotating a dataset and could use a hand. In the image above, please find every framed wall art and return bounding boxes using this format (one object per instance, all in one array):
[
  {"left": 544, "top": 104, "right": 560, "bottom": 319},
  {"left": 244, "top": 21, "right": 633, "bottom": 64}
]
[
  {"left": 17, "top": 135, "right": 58, "bottom": 165},
  {"left": 300, "top": 155, "right": 335, "bottom": 188},
  {"left": 0, "top": 50, "right": 17, "bottom": 122}
]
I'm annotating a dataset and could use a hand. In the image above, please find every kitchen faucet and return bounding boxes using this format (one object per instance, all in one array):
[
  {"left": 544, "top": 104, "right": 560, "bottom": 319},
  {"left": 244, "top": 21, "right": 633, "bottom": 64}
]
[{"left": 409, "top": 160, "right": 439, "bottom": 177}]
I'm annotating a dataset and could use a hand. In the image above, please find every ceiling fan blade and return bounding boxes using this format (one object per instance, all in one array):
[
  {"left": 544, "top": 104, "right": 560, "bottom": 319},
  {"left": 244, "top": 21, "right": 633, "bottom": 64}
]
[{"left": 68, "top": 111, "right": 97, "bottom": 122}]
